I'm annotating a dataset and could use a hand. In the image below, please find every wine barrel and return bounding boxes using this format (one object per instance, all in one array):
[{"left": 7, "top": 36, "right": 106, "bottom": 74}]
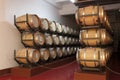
[
  {"left": 62, "top": 25, "right": 67, "bottom": 33},
  {"left": 67, "top": 47, "right": 71, "bottom": 55},
  {"left": 66, "top": 26, "right": 70, "bottom": 34},
  {"left": 52, "top": 35, "right": 60, "bottom": 45},
  {"left": 15, "top": 48, "right": 40, "bottom": 64},
  {"left": 45, "top": 33, "right": 53, "bottom": 45},
  {"left": 73, "top": 47, "right": 77, "bottom": 54},
  {"left": 22, "top": 32, "right": 45, "bottom": 47},
  {"left": 76, "top": 47, "right": 108, "bottom": 68},
  {"left": 64, "top": 36, "right": 68, "bottom": 44},
  {"left": 40, "top": 18, "right": 49, "bottom": 30},
  {"left": 56, "top": 48, "right": 63, "bottom": 58},
  {"left": 56, "top": 23, "right": 63, "bottom": 33},
  {"left": 49, "top": 21, "right": 56, "bottom": 32},
  {"left": 62, "top": 47, "right": 67, "bottom": 56},
  {"left": 67, "top": 37, "right": 71, "bottom": 45},
  {"left": 40, "top": 48, "right": 50, "bottom": 61},
  {"left": 59, "top": 36, "right": 65, "bottom": 45},
  {"left": 75, "top": 6, "right": 105, "bottom": 26},
  {"left": 49, "top": 48, "right": 57, "bottom": 59},
  {"left": 16, "top": 14, "right": 40, "bottom": 30},
  {"left": 79, "top": 29, "right": 113, "bottom": 46}
]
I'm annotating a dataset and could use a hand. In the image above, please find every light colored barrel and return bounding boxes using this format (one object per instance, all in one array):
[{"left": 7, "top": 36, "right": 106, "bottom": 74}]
[
  {"left": 16, "top": 14, "right": 40, "bottom": 30},
  {"left": 62, "top": 47, "right": 67, "bottom": 56},
  {"left": 79, "top": 29, "right": 113, "bottom": 46},
  {"left": 56, "top": 23, "right": 63, "bottom": 33},
  {"left": 40, "top": 18, "right": 49, "bottom": 30},
  {"left": 64, "top": 36, "right": 68, "bottom": 44},
  {"left": 66, "top": 26, "right": 70, "bottom": 34},
  {"left": 49, "top": 21, "right": 56, "bottom": 32},
  {"left": 45, "top": 33, "right": 53, "bottom": 45},
  {"left": 69, "top": 28, "right": 73, "bottom": 34},
  {"left": 16, "top": 48, "right": 40, "bottom": 64},
  {"left": 22, "top": 31, "right": 45, "bottom": 47},
  {"left": 71, "top": 47, "right": 74, "bottom": 54},
  {"left": 75, "top": 6, "right": 105, "bottom": 26},
  {"left": 67, "top": 47, "right": 71, "bottom": 55},
  {"left": 56, "top": 48, "right": 63, "bottom": 58},
  {"left": 73, "top": 47, "right": 77, "bottom": 54},
  {"left": 59, "top": 36, "right": 65, "bottom": 45},
  {"left": 62, "top": 25, "right": 67, "bottom": 33},
  {"left": 40, "top": 48, "right": 50, "bottom": 61},
  {"left": 68, "top": 37, "right": 72, "bottom": 44},
  {"left": 49, "top": 48, "right": 57, "bottom": 59},
  {"left": 76, "top": 47, "right": 108, "bottom": 68},
  {"left": 71, "top": 38, "right": 75, "bottom": 44},
  {"left": 52, "top": 35, "right": 60, "bottom": 45}
]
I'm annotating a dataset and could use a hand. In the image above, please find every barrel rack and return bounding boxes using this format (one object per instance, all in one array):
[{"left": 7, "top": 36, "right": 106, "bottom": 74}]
[
  {"left": 75, "top": 0, "right": 113, "bottom": 72},
  {"left": 14, "top": 14, "right": 80, "bottom": 67}
]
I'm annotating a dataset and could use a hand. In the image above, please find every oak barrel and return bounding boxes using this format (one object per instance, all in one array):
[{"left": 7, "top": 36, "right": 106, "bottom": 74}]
[
  {"left": 79, "top": 29, "right": 113, "bottom": 46},
  {"left": 22, "top": 31, "right": 45, "bottom": 47},
  {"left": 16, "top": 48, "right": 40, "bottom": 64},
  {"left": 76, "top": 47, "right": 109, "bottom": 68},
  {"left": 16, "top": 14, "right": 40, "bottom": 30},
  {"left": 75, "top": 6, "right": 105, "bottom": 26}
]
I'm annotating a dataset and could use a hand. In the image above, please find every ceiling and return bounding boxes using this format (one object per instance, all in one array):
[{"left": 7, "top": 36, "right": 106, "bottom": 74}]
[{"left": 45, "top": 0, "right": 120, "bottom": 15}]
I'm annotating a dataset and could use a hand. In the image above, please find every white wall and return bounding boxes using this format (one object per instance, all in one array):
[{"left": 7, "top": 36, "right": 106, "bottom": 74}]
[{"left": 0, "top": 0, "right": 76, "bottom": 70}]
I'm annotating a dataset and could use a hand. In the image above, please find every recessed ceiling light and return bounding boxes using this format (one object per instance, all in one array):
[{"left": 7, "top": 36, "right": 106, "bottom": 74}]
[{"left": 70, "top": 0, "right": 76, "bottom": 3}]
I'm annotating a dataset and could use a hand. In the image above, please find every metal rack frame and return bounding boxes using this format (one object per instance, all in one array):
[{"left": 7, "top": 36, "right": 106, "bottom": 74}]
[
  {"left": 77, "top": 1, "right": 113, "bottom": 72},
  {"left": 14, "top": 14, "right": 80, "bottom": 49},
  {"left": 14, "top": 13, "right": 80, "bottom": 67}
]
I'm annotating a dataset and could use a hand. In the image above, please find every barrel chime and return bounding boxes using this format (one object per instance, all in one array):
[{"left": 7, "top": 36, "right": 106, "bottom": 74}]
[
  {"left": 14, "top": 14, "right": 79, "bottom": 66},
  {"left": 75, "top": 6, "right": 113, "bottom": 71}
]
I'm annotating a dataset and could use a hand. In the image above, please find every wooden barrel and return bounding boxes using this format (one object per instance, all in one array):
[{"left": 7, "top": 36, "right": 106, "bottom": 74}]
[
  {"left": 79, "top": 29, "right": 113, "bottom": 46},
  {"left": 59, "top": 36, "right": 65, "bottom": 45},
  {"left": 40, "top": 18, "right": 49, "bottom": 30},
  {"left": 56, "top": 48, "right": 63, "bottom": 58},
  {"left": 49, "top": 21, "right": 56, "bottom": 32},
  {"left": 52, "top": 35, "right": 60, "bottom": 45},
  {"left": 73, "top": 47, "right": 77, "bottom": 54},
  {"left": 49, "top": 48, "right": 57, "bottom": 59},
  {"left": 45, "top": 33, "right": 53, "bottom": 45},
  {"left": 69, "top": 28, "right": 74, "bottom": 34},
  {"left": 76, "top": 47, "right": 108, "bottom": 68},
  {"left": 68, "top": 37, "right": 72, "bottom": 44},
  {"left": 56, "top": 23, "right": 63, "bottom": 33},
  {"left": 16, "top": 14, "right": 40, "bottom": 30},
  {"left": 67, "top": 47, "right": 71, "bottom": 55},
  {"left": 62, "top": 47, "right": 67, "bottom": 56},
  {"left": 66, "top": 26, "right": 70, "bottom": 34},
  {"left": 75, "top": 6, "right": 105, "bottom": 26},
  {"left": 16, "top": 48, "right": 40, "bottom": 64},
  {"left": 64, "top": 36, "right": 68, "bottom": 44},
  {"left": 40, "top": 48, "right": 50, "bottom": 61},
  {"left": 71, "top": 38, "right": 75, "bottom": 44},
  {"left": 62, "top": 25, "right": 67, "bottom": 33},
  {"left": 22, "top": 31, "right": 45, "bottom": 47}
]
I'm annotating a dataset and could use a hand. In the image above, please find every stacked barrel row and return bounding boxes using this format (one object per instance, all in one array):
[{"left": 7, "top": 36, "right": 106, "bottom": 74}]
[
  {"left": 75, "top": 6, "right": 113, "bottom": 71},
  {"left": 14, "top": 14, "right": 79, "bottom": 65}
]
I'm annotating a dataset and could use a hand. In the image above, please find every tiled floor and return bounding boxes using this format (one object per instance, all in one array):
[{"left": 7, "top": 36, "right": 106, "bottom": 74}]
[{"left": 0, "top": 53, "right": 120, "bottom": 80}]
